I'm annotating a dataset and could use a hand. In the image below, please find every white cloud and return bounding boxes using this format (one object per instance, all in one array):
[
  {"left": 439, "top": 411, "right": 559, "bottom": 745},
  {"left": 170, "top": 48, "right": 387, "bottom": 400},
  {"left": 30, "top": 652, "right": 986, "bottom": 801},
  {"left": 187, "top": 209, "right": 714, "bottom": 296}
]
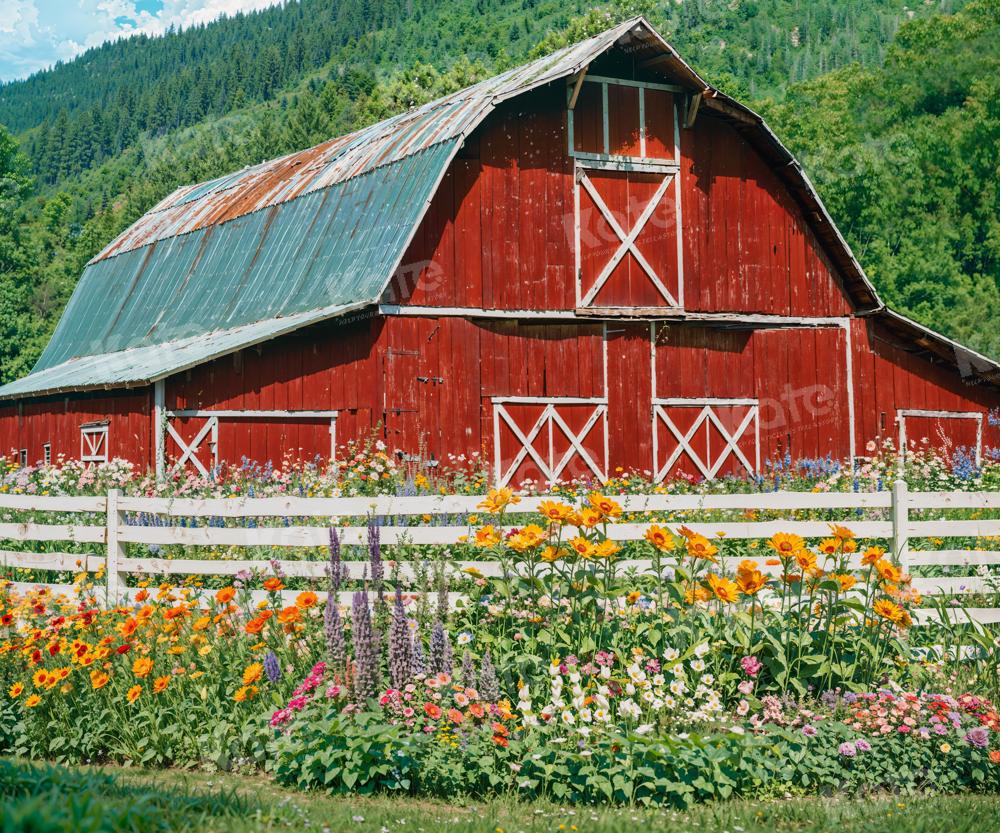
[{"left": 0, "top": 1, "right": 284, "bottom": 82}]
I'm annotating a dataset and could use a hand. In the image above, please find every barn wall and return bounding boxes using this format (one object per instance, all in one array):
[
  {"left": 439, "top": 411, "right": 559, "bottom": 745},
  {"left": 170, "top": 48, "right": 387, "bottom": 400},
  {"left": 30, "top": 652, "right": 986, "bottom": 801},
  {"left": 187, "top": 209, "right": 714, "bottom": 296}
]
[
  {"left": 0, "top": 389, "right": 152, "bottom": 468},
  {"left": 391, "top": 84, "right": 853, "bottom": 317}
]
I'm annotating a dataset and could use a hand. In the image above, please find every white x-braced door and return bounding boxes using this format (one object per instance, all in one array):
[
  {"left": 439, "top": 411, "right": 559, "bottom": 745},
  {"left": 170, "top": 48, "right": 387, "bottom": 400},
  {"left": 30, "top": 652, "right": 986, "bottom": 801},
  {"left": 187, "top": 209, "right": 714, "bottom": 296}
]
[
  {"left": 653, "top": 398, "right": 760, "bottom": 482},
  {"left": 493, "top": 397, "right": 608, "bottom": 487},
  {"left": 575, "top": 159, "right": 682, "bottom": 309}
]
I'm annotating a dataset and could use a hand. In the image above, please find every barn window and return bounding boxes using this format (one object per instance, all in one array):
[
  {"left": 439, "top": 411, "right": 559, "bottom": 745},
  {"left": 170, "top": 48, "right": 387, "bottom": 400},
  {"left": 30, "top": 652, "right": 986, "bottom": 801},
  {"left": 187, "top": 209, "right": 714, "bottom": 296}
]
[
  {"left": 652, "top": 398, "right": 760, "bottom": 482},
  {"left": 43, "top": 443, "right": 51, "bottom": 465},
  {"left": 80, "top": 421, "right": 109, "bottom": 464},
  {"left": 18, "top": 449, "right": 27, "bottom": 468},
  {"left": 492, "top": 397, "right": 608, "bottom": 487},
  {"left": 897, "top": 409, "right": 983, "bottom": 466},
  {"left": 568, "top": 75, "right": 680, "bottom": 163}
]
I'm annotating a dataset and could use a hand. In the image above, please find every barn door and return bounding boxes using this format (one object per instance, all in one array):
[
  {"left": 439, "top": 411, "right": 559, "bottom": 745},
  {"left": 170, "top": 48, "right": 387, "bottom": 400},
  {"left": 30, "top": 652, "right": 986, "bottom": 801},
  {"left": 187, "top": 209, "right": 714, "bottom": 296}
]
[
  {"left": 575, "top": 161, "right": 681, "bottom": 309},
  {"left": 898, "top": 409, "right": 983, "bottom": 465},
  {"left": 384, "top": 347, "right": 420, "bottom": 450},
  {"left": 493, "top": 397, "right": 608, "bottom": 487},
  {"left": 653, "top": 399, "right": 759, "bottom": 482}
]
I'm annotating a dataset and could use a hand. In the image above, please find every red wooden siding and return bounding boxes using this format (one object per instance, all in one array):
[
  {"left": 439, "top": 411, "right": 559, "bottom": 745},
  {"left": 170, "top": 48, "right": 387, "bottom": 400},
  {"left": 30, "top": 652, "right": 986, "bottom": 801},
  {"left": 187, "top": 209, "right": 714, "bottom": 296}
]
[{"left": 0, "top": 390, "right": 151, "bottom": 467}]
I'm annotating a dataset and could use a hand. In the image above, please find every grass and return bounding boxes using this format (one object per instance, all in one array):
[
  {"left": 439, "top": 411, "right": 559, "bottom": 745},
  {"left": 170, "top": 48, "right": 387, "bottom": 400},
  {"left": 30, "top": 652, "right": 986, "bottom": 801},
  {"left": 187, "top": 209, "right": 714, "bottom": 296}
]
[{"left": 1, "top": 757, "right": 998, "bottom": 832}]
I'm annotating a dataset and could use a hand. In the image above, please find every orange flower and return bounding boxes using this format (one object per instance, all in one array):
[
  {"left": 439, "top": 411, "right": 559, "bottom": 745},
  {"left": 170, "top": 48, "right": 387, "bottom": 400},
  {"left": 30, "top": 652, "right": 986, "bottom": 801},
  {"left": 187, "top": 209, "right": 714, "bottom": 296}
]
[
  {"left": 767, "top": 533, "right": 805, "bottom": 558},
  {"left": 587, "top": 492, "right": 622, "bottom": 519},
  {"left": 833, "top": 573, "right": 857, "bottom": 592},
  {"left": 537, "top": 500, "right": 574, "bottom": 523},
  {"left": 447, "top": 707, "right": 465, "bottom": 724},
  {"left": 539, "top": 545, "right": 566, "bottom": 563},
  {"left": 568, "top": 536, "right": 595, "bottom": 559},
  {"left": 234, "top": 685, "right": 257, "bottom": 702},
  {"left": 90, "top": 670, "right": 110, "bottom": 690},
  {"left": 861, "top": 546, "right": 886, "bottom": 566},
  {"left": 295, "top": 591, "right": 318, "bottom": 610},
  {"left": 473, "top": 525, "right": 501, "bottom": 547},
  {"left": 25, "top": 694, "right": 41, "bottom": 708},
  {"left": 132, "top": 657, "right": 153, "bottom": 678},
  {"left": 817, "top": 538, "right": 840, "bottom": 556},
  {"left": 244, "top": 618, "right": 266, "bottom": 635},
  {"left": 685, "top": 533, "right": 718, "bottom": 562},
  {"left": 263, "top": 578, "right": 284, "bottom": 592},
  {"left": 118, "top": 618, "right": 138, "bottom": 637},
  {"left": 594, "top": 539, "right": 620, "bottom": 559},
  {"left": 829, "top": 524, "right": 855, "bottom": 541},
  {"left": 989, "top": 750, "right": 1000, "bottom": 763},
  {"left": 8, "top": 681, "right": 24, "bottom": 697},
  {"left": 644, "top": 524, "right": 675, "bottom": 552},
  {"left": 126, "top": 685, "right": 142, "bottom": 704},
  {"left": 277, "top": 606, "right": 301, "bottom": 625},
  {"left": 242, "top": 663, "right": 264, "bottom": 686},
  {"left": 574, "top": 507, "right": 603, "bottom": 529},
  {"left": 134, "top": 589, "right": 149, "bottom": 602},
  {"left": 706, "top": 573, "right": 741, "bottom": 604},
  {"left": 876, "top": 560, "right": 902, "bottom": 584},
  {"left": 215, "top": 587, "right": 236, "bottom": 604},
  {"left": 153, "top": 676, "right": 170, "bottom": 694},
  {"left": 873, "top": 598, "right": 905, "bottom": 624},
  {"left": 424, "top": 702, "right": 442, "bottom": 719},
  {"left": 477, "top": 488, "right": 519, "bottom": 514},
  {"left": 735, "top": 567, "right": 767, "bottom": 596},
  {"left": 795, "top": 550, "right": 818, "bottom": 573},
  {"left": 508, "top": 524, "right": 546, "bottom": 552},
  {"left": 192, "top": 616, "right": 211, "bottom": 631}
]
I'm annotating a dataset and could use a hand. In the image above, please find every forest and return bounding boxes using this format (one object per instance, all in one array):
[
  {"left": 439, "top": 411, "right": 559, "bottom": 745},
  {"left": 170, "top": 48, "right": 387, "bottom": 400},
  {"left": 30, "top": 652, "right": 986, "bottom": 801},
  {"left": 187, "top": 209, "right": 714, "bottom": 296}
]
[{"left": 0, "top": 0, "right": 996, "bottom": 383}]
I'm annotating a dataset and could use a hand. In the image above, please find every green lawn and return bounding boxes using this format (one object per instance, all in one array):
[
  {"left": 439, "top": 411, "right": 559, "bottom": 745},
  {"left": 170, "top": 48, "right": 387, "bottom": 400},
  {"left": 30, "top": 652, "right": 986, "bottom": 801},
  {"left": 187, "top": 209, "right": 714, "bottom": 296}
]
[{"left": 1, "top": 757, "right": 998, "bottom": 833}]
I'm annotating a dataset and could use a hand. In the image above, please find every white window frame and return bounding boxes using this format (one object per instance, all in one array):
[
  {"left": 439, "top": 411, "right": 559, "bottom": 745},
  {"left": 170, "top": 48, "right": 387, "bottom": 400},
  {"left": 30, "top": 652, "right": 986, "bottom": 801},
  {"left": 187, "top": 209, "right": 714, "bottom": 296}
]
[
  {"left": 652, "top": 397, "right": 760, "bottom": 482},
  {"left": 80, "top": 422, "right": 109, "bottom": 464},
  {"left": 42, "top": 443, "right": 51, "bottom": 465},
  {"left": 161, "top": 409, "right": 339, "bottom": 476},
  {"left": 897, "top": 409, "right": 983, "bottom": 465},
  {"left": 567, "top": 75, "right": 684, "bottom": 166},
  {"left": 492, "top": 396, "right": 608, "bottom": 487}
]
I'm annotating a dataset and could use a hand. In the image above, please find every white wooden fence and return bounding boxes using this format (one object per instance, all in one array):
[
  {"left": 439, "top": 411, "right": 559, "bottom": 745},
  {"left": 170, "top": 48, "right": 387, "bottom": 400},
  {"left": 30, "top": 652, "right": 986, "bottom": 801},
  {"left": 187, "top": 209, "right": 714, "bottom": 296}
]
[{"left": 1, "top": 482, "right": 998, "bottom": 624}]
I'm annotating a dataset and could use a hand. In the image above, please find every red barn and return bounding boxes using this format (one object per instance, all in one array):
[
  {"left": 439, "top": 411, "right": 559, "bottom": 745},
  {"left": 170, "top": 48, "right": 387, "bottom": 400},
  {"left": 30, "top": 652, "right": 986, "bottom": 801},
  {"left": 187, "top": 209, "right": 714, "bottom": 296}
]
[{"left": 1, "top": 19, "right": 997, "bottom": 485}]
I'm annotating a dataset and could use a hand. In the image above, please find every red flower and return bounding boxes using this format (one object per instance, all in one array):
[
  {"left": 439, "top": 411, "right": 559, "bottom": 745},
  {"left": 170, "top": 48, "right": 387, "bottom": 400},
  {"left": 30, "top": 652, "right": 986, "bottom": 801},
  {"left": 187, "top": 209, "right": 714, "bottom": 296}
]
[
  {"left": 116, "top": 644, "right": 131, "bottom": 654},
  {"left": 423, "top": 703, "right": 442, "bottom": 720},
  {"left": 492, "top": 734, "right": 509, "bottom": 748}
]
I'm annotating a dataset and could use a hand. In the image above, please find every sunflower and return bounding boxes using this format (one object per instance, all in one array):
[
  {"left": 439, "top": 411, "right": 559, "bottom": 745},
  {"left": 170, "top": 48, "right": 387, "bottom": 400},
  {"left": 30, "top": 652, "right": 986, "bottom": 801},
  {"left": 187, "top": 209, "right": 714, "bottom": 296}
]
[
  {"left": 706, "top": 573, "right": 741, "bottom": 604},
  {"left": 685, "top": 534, "right": 719, "bottom": 562},
  {"left": 873, "top": 598, "right": 905, "bottom": 624},
  {"left": 795, "top": 551, "right": 819, "bottom": 573},
  {"left": 587, "top": 492, "right": 622, "bottom": 519},
  {"left": 537, "top": 500, "right": 574, "bottom": 523},
  {"left": 644, "top": 524, "right": 676, "bottom": 552},
  {"left": 767, "top": 532, "right": 805, "bottom": 558},
  {"left": 861, "top": 546, "right": 886, "bottom": 566}
]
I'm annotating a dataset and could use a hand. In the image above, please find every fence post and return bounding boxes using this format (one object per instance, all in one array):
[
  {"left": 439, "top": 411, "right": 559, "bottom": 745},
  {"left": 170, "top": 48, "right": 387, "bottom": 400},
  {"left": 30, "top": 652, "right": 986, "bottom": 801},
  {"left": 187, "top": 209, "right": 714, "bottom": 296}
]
[
  {"left": 891, "top": 479, "right": 909, "bottom": 568},
  {"left": 106, "top": 488, "right": 125, "bottom": 605}
]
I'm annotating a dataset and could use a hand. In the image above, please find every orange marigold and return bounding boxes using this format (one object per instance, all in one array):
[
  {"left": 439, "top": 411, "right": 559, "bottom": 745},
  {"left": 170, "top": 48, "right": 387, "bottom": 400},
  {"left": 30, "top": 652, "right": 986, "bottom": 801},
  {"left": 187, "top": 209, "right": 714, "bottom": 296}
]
[
  {"left": 295, "top": 591, "right": 318, "bottom": 610},
  {"left": 644, "top": 524, "right": 675, "bottom": 552},
  {"left": 277, "top": 606, "right": 301, "bottom": 625},
  {"left": 126, "top": 685, "right": 142, "bottom": 704},
  {"left": 90, "top": 670, "right": 110, "bottom": 690},
  {"left": 706, "top": 573, "right": 741, "bottom": 604},
  {"left": 242, "top": 663, "right": 264, "bottom": 686},
  {"left": 215, "top": 587, "right": 236, "bottom": 604},
  {"left": 132, "top": 657, "right": 153, "bottom": 678}
]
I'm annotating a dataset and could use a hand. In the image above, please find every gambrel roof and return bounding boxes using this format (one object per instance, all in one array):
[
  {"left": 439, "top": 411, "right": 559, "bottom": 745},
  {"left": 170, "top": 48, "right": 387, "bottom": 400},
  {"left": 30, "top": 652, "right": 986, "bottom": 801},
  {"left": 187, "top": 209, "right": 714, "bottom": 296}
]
[{"left": 5, "top": 17, "right": 987, "bottom": 400}]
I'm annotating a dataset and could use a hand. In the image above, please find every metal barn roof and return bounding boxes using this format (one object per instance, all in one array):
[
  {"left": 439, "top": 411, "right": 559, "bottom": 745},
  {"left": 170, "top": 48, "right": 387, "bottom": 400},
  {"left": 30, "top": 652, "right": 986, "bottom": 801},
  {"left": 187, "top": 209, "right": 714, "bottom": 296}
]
[{"left": 6, "top": 17, "right": 970, "bottom": 400}]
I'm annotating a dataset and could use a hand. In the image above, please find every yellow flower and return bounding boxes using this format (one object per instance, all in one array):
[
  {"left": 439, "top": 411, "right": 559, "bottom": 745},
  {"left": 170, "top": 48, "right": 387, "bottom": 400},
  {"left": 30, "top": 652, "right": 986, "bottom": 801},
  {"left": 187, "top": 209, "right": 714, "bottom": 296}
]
[
  {"left": 197, "top": 645, "right": 213, "bottom": 657},
  {"left": 817, "top": 538, "right": 840, "bottom": 556},
  {"left": 24, "top": 694, "right": 41, "bottom": 708},
  {"left": 644, "top": 524, "right": 675, "bottom": 552},
  {"left": 126, "top": 684, "right": 142, "bottom": 704},
  {"left": 833, "top": 573, "right": 857, "bottom": 592},
  {"left": 90, "top": 670, "right": 110, "bottom": 690},
  {"left": 242, "top": 663, "right": 263, "bottom": 686},
  {"left": 626, "top": 591, "right": 642, "bottom": 605},
  {"left": 508, "top": 524, "right": 546, "bottom": 552},
  {"left": 473, "top": 525, "right": 501, "bottom": 548},
  {"left": 593, "top": 539, "right": 620, "bottom": 559},
  {"left": 940, "top": 742, "right": 951, "bottom": 754},
  {"left": 537, "top": 500, "right": 574, "bottom": 523},
  {"left": 706, "top": 573, "right": 741, "bottom": 604},
  {"left": 540, "top": 545, "right": 566, "bottom": 563},
  {"left": 829, "top": 524, "right": 855, "bottom": 541},
  {"left": 132, "top": 657, "right": 154, "bottom": 678},
  {"left": 735, "top": 566, "right": 767, "bottom": 596},
  {"left": 767, "top": 532, "right": 805, "bottom": 558},
  {"left": 478, "top": 488, "right": 519, "bottom": 514},
  {"left": 862, "top": 546, "right": 886, "bottom": 566},
  {"left": 8, "top": 681, "right": 23, "bottom": 698},
  {"left": 568, "top": 536, "right": 596, "bottom": 559},
  {"left": 153, "top": 676, "right": 170, "bottom": 694},
  {"left": 795, "top": 550, "right": 818, "bottom": 573},
  {"left": 234, "top": 685, "right": 258, "bottom": 702},
  {"left": 192, "top": 616, "right": 211, "bottom": 631},
  {"left": 587, "top": 492, "right": 622, "bottom": 519},
  {"left": 873, "top": 598, "right": 905, "bottom": 624},
  {"left": 876, "top": 560, "right": 902, "bottom": 584},
  {"left": 685, "top": 533, "right": 718, "bottom": 562}
]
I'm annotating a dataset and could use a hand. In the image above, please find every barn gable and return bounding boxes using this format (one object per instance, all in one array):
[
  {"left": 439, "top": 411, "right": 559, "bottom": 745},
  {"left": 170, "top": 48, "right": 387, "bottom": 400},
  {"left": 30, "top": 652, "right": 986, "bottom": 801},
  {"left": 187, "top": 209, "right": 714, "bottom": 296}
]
[{"left": 0, "top": 16, "right": 891, "bottom": 402}]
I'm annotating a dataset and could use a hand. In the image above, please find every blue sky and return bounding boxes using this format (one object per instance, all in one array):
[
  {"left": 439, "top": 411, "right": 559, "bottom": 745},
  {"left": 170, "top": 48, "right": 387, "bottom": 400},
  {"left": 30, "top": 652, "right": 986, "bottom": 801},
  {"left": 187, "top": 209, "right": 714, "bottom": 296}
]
[{"left": 0, "top": 1, "right": 283, "bottom": 82}]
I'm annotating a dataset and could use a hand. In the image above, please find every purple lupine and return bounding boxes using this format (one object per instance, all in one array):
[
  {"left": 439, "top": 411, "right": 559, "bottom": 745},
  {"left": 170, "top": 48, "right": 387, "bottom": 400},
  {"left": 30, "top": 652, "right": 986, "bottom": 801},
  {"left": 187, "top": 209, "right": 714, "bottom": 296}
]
[
  {"left": 324, "top": 527, "right": 347, "bottom": 671},
  {"left": 367, "top": 517, "right": 384, "bottom": 606},
  {"left": 263, "top": 651, "right": 282, "bottom": 683},
  {"left": 351, "top": 590, "right": 381, "bottom": 701},
  {"left": 461, "top": 649, "right": 475, "bottom": 690},
  {"left": 478, "top": 649, "right": 500, "bottom": 701},
  {"left": 388, "top": 586, "right": 412, "bottom": 689},
  {"left": 327, "top": 527, "right": 347, "bottom": 591},
  {"left": 410, "top": 629, "right": 426, "bottom": 677},
  {"left": 429, "top": 619, "right": 452, "bottom": 675}
]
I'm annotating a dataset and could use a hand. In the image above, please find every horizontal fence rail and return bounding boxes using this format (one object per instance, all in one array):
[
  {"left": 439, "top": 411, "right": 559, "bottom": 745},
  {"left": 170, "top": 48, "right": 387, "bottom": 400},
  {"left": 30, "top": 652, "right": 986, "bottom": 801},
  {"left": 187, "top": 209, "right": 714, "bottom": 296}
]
[{"left": 0, "top": 483, "right": 997, "bottom": 624}]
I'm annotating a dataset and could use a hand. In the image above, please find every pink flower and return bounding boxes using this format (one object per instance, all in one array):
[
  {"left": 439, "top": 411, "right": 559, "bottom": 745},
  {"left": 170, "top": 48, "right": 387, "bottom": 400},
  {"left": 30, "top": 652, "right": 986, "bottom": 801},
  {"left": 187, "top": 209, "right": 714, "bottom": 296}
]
[
  {"left": 740, "top": 655, "right": 763, "bottom": 678},
  {"left": 738, "top": 680, "right": 754, "bottom": 695}
]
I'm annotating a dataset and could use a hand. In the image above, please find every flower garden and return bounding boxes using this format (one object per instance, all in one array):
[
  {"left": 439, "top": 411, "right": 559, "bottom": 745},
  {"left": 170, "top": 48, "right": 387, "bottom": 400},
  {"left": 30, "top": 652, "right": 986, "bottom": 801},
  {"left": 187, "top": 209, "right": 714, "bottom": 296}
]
[{"left": 0, "top": 439, "right": 999, "bottom": 817}]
